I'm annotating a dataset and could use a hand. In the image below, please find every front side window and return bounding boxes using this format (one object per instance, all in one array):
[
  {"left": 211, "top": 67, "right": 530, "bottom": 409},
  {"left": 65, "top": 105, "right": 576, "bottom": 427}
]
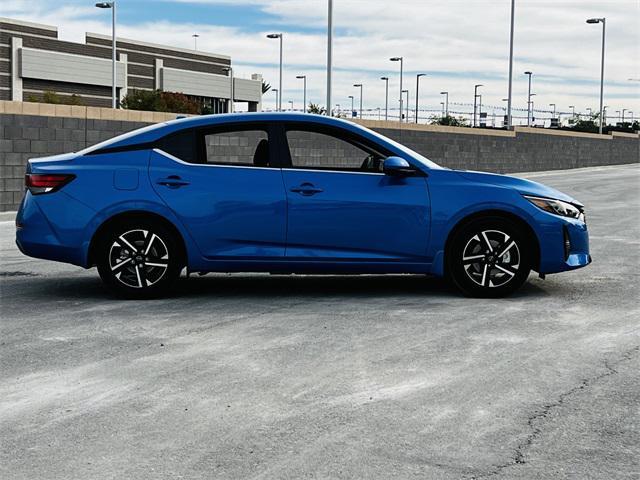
[
  {"left": 285, "top": 128, "right": 386, "bottom": 172},
  {"left": 204, "top": 129, "right": 270, "bottom": 167}
]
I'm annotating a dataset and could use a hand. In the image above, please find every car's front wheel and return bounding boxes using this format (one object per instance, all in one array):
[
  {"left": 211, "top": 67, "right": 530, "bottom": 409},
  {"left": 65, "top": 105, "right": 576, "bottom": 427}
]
[
  {"left": 96, "top": 218, "right": 182, "bottom": 298},
  {"left": 447, "top": 217, "right": 532, "bottom": 297}
]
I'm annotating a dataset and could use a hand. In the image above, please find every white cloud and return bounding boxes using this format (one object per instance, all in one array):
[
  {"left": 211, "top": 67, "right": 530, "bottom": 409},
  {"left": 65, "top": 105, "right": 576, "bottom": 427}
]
[{"left": 3, "top": 0, "right": 638, "bottom": 119}]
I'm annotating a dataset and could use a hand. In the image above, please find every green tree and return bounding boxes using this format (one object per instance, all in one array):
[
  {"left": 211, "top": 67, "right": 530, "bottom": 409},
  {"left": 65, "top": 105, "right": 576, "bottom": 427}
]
[
  {"left": 429, "top": 115, "right": 468, "bottom": 127},
  {"left": 262, "top": 81, "right": 271, "bottom": 94},
  {"left": 121, "top": 90, "right": 200, "bottom": 114},
  {"left": 307, "top": 103, "right": 326, "bottom": 115}
]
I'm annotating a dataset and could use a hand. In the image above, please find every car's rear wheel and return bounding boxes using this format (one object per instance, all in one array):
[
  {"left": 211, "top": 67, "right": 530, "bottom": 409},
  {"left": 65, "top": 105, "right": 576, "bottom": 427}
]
[
  {"left": 96, "top": 218, "right": 182, "bottom": 298},
  {"left": 447, "top": 217, "right": 531, "bottom": 297}
]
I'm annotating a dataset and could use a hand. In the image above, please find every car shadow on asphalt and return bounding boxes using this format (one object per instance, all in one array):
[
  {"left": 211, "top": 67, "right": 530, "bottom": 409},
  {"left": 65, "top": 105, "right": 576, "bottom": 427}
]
[{"left": 3, "top": 272, "right": 551, "bottom": 302}]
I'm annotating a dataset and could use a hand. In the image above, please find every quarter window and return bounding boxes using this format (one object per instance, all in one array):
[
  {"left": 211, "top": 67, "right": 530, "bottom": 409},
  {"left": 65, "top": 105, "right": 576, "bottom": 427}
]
[
  {"left": 204, "top": 129, "right": 270, "bottom": 167},
  {"left": 285, "top": 129, "right": 385, "bottom": 172}
]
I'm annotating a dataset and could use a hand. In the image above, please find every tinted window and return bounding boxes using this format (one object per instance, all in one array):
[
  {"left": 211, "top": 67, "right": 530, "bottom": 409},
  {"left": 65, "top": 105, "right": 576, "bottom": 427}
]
[
  {"left": 157, "top": 130, "right": 198, "bottom": 164},
  {"left": 204, "top": 129, "right": 270, "bottom": 167},
  {"left": 285, "top": 128, "right": 385, "bottom": 172}
]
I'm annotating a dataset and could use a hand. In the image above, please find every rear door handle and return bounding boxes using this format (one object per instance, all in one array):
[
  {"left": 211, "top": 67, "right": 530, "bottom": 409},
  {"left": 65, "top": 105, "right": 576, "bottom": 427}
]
[
  {"left": 290, "top": 183, "right": 323, "bottom": 196},
  {"left": 157, "top": 175, "right": 190, "bottom": 188}
]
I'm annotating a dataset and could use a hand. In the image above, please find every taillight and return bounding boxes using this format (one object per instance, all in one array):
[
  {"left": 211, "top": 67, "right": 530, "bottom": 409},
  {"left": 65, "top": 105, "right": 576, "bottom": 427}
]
[{"left": 25, "top": 174, "right": 75, "bottom": 195}]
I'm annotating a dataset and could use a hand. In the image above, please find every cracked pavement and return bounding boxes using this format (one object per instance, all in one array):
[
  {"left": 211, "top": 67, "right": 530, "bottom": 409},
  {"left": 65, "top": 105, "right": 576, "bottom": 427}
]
[{"left": 1, "top": 164, "right": 639, "bottom": 479}]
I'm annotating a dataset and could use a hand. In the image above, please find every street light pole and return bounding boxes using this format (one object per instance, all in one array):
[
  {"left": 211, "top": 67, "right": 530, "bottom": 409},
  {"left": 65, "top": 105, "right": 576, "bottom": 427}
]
[
  {"left": 524, "top": 71, "right": 532, "bottom": 126},
  {"left": 380, "top": 77, "right": 389, "bottom": 121},
  {"left": 622, "top": 108, "right": 627, "bottom": 123},
  {"left": 348, "top": 95, "right": 354, "bottom": 116},
  {"left": 473, "top": 84, "right": 482, "bottom": 127},
  {"left": 402, "top": 89, "right": 409, "bottom": 123},
  {"left": 267, "top": 33, "right": 283, "bottom": 111},
  {"left": 272, "top": 88, "right": 278, "bottom": 111},
  {"left": 353, "top": 84, "right": 363, "bottom": 119},
  {"left": 440, "top": 91, "right": 449, "bottom": 117},
  {"left": 415, "top": 73, "right": 425, "bottom": 123},
  {"left": 192, "top": 33, "right": 199, "bottom": 50},
  {"left": 549, "top": 103, "right": 556, "bottom": 119},
  {"left": 222, "top": 66, "right": 234, "bottom": 113},
  {"left": 296, "top": 75, "right": 307, "bottom": 113},
  {"left": 587, "top": 17, "right": 606, "bottom": 134},
  {"left": 569, "top": 105, "right": 575, "bottom": 118},
  {"left": 506, "top": 0, "right": 515, "bottom": 129},
  {"left": 390, "top": 57, "right": 403, "bottom": 122},
  {"left": 95, "top": 2, "right": 117, "bottom": 109},
  {"left": 326, "top": 0, "right": 333, "bottom": 116}
]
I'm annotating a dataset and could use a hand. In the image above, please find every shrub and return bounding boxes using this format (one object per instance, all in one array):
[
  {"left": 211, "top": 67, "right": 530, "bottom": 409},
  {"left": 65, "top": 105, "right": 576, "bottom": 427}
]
[{"left": 121, "top": 89, "right": 200, "bottom": 114}]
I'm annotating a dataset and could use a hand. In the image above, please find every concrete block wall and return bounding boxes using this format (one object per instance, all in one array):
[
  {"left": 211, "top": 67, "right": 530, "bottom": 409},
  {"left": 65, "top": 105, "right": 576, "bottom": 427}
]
[{"left": 1, "top": 101, "right": 638, "bottom": 211}]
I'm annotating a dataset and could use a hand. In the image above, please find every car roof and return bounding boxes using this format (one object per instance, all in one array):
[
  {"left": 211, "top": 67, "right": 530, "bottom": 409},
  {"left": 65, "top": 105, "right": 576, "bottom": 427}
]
[{"left": 80, "top": 112, "right": 442, "bottom": 169}]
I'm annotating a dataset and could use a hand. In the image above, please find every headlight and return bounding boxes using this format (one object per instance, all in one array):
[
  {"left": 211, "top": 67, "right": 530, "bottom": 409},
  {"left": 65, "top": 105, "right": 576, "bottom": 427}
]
[{"left": 525, "top": 195, "right": 585, "bottom": 222}]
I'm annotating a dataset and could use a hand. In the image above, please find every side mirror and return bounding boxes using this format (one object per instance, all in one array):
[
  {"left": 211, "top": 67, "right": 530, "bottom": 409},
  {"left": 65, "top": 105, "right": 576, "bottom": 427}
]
[{"left": 383, "top": 156, "right": 415, "bottom": 176}]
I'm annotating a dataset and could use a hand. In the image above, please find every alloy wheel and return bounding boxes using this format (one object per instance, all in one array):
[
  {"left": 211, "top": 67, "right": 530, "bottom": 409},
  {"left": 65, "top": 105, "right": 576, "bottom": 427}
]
[
  {"left": 462, "top": 229, "right": 521, "bottom": 288},
  {"left": 108, "top": 229, "right": 169, "bottom": 289}
]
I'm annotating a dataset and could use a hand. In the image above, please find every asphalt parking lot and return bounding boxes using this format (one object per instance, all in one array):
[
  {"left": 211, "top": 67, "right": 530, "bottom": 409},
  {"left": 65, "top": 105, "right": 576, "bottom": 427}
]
[{"left": 1, "top": 163, "right": 639, "bottom": 479}]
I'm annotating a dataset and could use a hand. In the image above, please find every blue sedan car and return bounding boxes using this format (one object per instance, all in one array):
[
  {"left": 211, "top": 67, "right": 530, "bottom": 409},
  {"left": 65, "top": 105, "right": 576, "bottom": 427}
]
[{"left": 16, "top": 113, "right": 590, "bottom": 298}]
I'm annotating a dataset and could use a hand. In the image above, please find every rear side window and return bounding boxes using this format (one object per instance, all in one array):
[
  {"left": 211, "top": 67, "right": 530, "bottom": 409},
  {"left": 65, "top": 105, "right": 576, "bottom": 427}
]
[
  {"left": 204, "top": 129, "right": 270, "bottom": 167},
  {"left": 157, "top": 130, "right": 198, "bottom": 164}
]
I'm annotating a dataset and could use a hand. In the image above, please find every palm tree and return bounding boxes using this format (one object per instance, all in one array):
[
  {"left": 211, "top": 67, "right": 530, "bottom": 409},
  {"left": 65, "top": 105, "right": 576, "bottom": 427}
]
[{"left": 261, "top": 81, "right": 271, "bottom": 95}]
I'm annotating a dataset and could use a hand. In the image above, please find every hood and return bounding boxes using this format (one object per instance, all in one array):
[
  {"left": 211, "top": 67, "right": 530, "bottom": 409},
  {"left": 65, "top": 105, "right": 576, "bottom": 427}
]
[{"left": 455, "top": 170, "right": 582, "bottom": 207}]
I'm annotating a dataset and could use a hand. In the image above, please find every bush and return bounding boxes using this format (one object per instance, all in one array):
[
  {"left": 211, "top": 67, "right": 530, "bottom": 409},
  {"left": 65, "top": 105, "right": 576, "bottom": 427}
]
[
  {"left": 27, "top": 90, "right": 84, "bottom": 106},
  {"left": 429, "top": 115, "right": 468, "bottom": 127},
  {"left": 121, "top": 89, "right": 200, "bottom": 114}
]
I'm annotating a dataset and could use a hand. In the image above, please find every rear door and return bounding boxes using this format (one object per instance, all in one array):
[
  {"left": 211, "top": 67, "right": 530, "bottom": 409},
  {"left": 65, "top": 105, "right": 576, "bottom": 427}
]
[
  {"left": 149, "top": 123, "right": 287, "bottom": 259},
  {"left": 279, "top": 123, "right": 431, "bottom": 261}
]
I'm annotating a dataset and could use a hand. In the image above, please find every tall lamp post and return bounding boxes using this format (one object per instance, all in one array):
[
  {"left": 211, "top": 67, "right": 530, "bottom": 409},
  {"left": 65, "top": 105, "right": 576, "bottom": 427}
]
[
  {"left": 192, "top": 33, "right": 199, "bottom": 50},
  {"left": 289, "top": 100, "right": 294, "bottom": 111},
  {"left": 402, "top": 89, "right": 409, "bottom": 123},
  {"left": 622, "top": 108, "right": 627, "bottom": 123},
  {"left": 473, "top": 84, "right": 483, "bottom": 127},
  {"left": 348, "top": 95, "right": 354, "bottom": 117},
  {"left": 267, "top": 33, "right": 283, "bottom": 111},
  {"left": 380, "top": 77, "right": 389, "bottom": 121},
  {"left": 222, "top": 66, "right": 234, "bottom": 113},
  {"left": 549, "top": 103, "right": 556, "bottom": 119},
  {"left": 296, "top": 75, "right": 307, "bottom": 113},
  {"left": 353, "top": 84, "right": 363, "bottom": 119},
  {"left": 586, "top": 17, "right": 606, "bottom": 134},
  {"left": 326, "top": 0, "right": 333, "bottom": 116},
  {"left": 95, "top": 2, "right": 117, "bottom": 109},
  {"left": 440, "top": 91, "right": 449, "bottom": 117},
  {"left": 390, "top": 57, "right": 403, "bottom": 122},
  {"left": 272, "top": 88, "right": 278, "bottom": 111},
  {"left": 569, "top": 105, "right": 575, "bottom": 118},
  {"left": 524, "top": 71, "right": 533, "bottom": 126},
  {"left": 415, "top": 73, "right": 425, "bottom": 123},
  {"left": 506, "top": 0, "right": 516, "bottom": 128}
]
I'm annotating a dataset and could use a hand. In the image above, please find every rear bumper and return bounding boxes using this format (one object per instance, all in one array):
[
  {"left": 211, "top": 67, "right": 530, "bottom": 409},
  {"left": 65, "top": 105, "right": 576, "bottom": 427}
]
[{"left": 16, "top": 191, "right": 93, "bottom": 267}]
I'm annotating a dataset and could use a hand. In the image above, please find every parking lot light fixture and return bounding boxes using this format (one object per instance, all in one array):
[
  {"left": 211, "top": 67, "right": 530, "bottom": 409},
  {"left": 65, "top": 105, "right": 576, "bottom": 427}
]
[
  {"left": 353, "top": 84, "right": 363, "bottom": 119},
  {"left": 192, "top": 33, "right": 199, "bottom": 50},
  {"left": 380, "top": 77, "right": 389, "bottom": 121},
  {"left": 296, "top": 75, "right": 307, "bottom": 113},
  {"left": 390, "top": 57, "right": 403, "bottom": 122},
  {"left": 440, "top": 91, "right": 449, "bottom": 117},
  {"left": 415, "top": 74, "right": 426, "bottom": 123},
  {"left": 267, "top": 33, "right": 283, "bottom": 111},
  {"left": 569, "top": 105, "right": 575, "bottom": 117},
  {"left": 272, "top": 88, "right": 278, "bottom": 111},
  {"left": 222, "top": 66, "right": 234, "bottom": 113},
  {"left": 586, "top": 17, "right": 606, "bottom": 134},
  {"left": 524, "top": 71, "right": 533, "bottom": 125},
  {"left": 95, "top": 1, "right": 116, "bottom": 109},
  {"left": 348, "top": 95, "right": 354, "bottom": 115},
  {"left": 402, "top": 89, "right": 409, "bottom": 123},
  {"left": 473, "top": 84, "right": 483, "bottom": 127}
]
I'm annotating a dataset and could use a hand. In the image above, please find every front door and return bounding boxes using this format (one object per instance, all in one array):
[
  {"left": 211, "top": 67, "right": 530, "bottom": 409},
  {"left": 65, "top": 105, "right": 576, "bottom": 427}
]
[
  {"left": 279, "top": 124, "right": 431, "bottom": 261},
  {"left": 149, "top": 124, "right": 287, "bottom": 259}
]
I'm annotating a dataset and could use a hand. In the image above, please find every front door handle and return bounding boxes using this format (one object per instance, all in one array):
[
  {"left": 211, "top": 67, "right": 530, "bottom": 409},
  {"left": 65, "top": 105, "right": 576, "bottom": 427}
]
[
  {"left": 290, "top": 183, "right": 323, "bottom": 196},
  {"left": 157, "top": 175, "right": 190, "bottom": 188}
]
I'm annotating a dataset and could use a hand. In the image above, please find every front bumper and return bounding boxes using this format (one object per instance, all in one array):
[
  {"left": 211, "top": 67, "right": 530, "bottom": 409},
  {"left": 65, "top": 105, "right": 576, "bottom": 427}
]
[{"left": 537, "top": 214, "right": 591, "bottom": 274}]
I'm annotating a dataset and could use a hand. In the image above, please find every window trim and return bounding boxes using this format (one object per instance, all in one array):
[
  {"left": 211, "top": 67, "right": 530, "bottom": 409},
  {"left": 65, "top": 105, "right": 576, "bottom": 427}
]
[{"left": 155, "top": 122, "right": 282, "bottom": 168}]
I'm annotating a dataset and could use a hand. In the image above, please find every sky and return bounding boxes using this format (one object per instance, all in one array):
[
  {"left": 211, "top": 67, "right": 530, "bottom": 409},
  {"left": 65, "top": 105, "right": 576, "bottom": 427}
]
[{"left": 2, "top": 0, "right": 639, "bottom": 123}]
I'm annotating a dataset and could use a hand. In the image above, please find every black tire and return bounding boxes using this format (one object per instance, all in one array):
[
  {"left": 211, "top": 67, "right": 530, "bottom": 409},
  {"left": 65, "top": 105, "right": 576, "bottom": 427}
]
[
  {"left": 96, "top": 217, "right": 183, "bottom": 299},
  {"left": 446, "top": 217, "right": 531, "bottom": 298}
]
